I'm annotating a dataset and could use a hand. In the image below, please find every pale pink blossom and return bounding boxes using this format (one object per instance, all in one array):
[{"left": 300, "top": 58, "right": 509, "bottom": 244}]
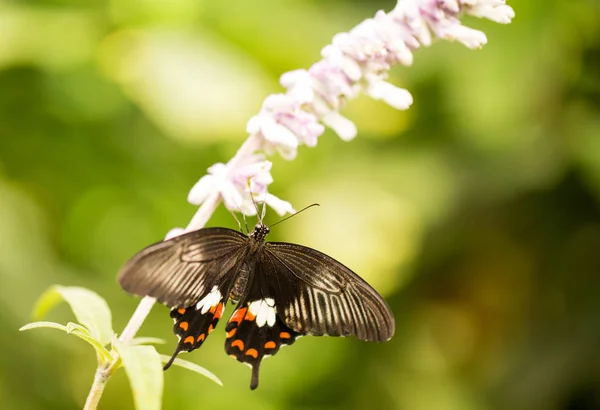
[
  {"left": 188, "top": 155, "right": 293, "bottom": 216},
  {"left": 462, "top": 0, "right": 516, "bottom": 24},
  {"left": 247, "top": 115, "right": 299, "bottom": 160},
  {"left": 247, "top": 94, "right": 325, "bottom": 159},
  {"left": 188, "top": 0, "right": 514, "bottom": 217},
  {"left": 280, "top": 67, "right": 358, "bottom": 141}
]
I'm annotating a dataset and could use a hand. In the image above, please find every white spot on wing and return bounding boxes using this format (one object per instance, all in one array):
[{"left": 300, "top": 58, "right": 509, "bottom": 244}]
[
  {"left": 248, "top": 298, "right": 277, "bottom": 327},
  {"left": 195, "top": 285, "right": 222, "bottom": 314}
]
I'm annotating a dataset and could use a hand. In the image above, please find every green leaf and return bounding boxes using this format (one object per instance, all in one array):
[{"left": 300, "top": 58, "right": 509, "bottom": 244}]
[
  {"left": 20, "top": 321, "right": 67, "bottom": 332},
  {"left": 158, "top": 355, "right": 223, "bottom": 386},
  {"left": 20, "top": 321, "right": 113, "bottom": 363},
  {"left": 65, "top": 321, "right": 89, "bottom": 335},
  {"left": 33, "top": 285, "right": 114, "bottom": 346},
  {"left": 113, "top": 339, "right": 163, "bottom": 410}
]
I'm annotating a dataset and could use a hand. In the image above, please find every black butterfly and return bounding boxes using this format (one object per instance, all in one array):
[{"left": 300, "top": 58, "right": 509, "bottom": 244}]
[{"left": 118, "top": 223, "right": 395, "bottom": 389}]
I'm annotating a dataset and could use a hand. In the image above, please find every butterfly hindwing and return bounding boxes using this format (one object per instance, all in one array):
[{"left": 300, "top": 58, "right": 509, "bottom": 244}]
[
  {"left": 224, "top": 291, "right": 300, "bottom": 390},
  {"left": 117, "top": 227, "right": 248, "bottom": 307},
  {"left": 263, "top": 242, "right": 395, "bottom": 342},
  {"left": 163, "top": 283, "right": 230, "bottom": 369}
]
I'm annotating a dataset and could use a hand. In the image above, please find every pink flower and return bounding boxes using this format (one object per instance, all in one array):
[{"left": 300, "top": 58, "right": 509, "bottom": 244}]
[
  {"left": 188, "top": 0, "right": 514, "bottom": 216},
  {"left": 280, "top": 67, "right": 359, "bottom": 141},
  {"left": 462, "top": 0, "right": 516, "bottom": 24},
  {"left": 247, "top": 94, "right": 325, "bottom": 159},
  {"left": 188, "top": 155, "right": 294, "bottom": 216}
]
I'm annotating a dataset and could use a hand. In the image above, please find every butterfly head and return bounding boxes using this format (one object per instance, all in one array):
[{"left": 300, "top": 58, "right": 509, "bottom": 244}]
[{"left": 250, "top": 223, "right": 270, "bottom": 242}]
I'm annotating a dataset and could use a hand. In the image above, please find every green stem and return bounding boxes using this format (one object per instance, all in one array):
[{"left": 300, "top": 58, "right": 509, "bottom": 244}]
[{"left": 83, "top": 363, "right": 111, "bottom": 410}]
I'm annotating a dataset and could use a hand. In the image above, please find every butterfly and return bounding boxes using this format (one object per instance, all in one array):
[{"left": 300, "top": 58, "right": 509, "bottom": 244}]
[{"left": 117, "top": 221, "right": 395, "bottom": 389}]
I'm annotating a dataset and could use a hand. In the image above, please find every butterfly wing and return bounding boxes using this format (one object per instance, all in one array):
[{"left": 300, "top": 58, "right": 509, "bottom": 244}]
[
  {"left": 118, "top": 227, "right": 249, "bottom": 368},
  {"left": 264, "top": 242, "right": 395, "bottom": 342},
  {"left": 224, "top": 243, "right": 394, "bottom": 389},
  {"left": 224, "top": 268, "right": 300, "bottom": 390},
  {"left": 164, "top": 275, "right": 237, "bottom": 370},
  {"left": 117, "top": 227, "right": 248, "bottom": 307}
]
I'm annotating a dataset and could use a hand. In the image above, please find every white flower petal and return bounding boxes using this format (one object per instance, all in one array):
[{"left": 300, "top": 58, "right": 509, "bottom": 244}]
[
  {"left": 187, "top": 175, "right": 215, "bottom": 205},
  {"left": 280, "top": 69, "right": 311, "bottom": 88},
  {"left": 309, "top": 60, "right": 358, "bottom": 102},
  {"left": 287, "top": 85, "right": 315, "bottom": 104},
  {"left": 368, "top": 81, "right": 413, "bottom": 110},
  {"left": 470, "top": 4, "right": 515, "bottom": 24},
  {"left": 446, "top": 24, "right": 488, "bottom": 48},
  {"left": 261, "top": 119, "right": 299, "bottom": 148},
  {"left": 263, "top": 93, "right": 296, "bottom": 111},
  {"left": 275, "top": 142, "right": 298, "bottom": 160},
  {"left": 238, "top": 198, "right": 258, "bottom": 216},
  {"left": 322, "top": 111, "right": 357, "bottom": 141},
  {"left": 246, "top": 115, "right": 265, "bottom": 133},
  {"left": 250, "top": 169, "right": 273, "bottom": 187},
  {"left": 322, "top": 44, "right": 363, "bottom": 81},
  {"left": 441, "top": 0, "right": 461, "bottom": 13},
  {"left": 394, "top": 3, "right": 432, "bottom": 46},
  {"left": 221, "top": 185, "right": 245, "bottom": 212},
  {"left": 264, "top": 193, "right": 295, "bottom": 216},
  {"left": 249, "top": 172, "right": 273, "bottom": 194},
  {"left": 394, "top": 44, "right": 414, "bottom": 66},
  {"left": 238, "top": 157, "right": 271, "bottom": 176}
]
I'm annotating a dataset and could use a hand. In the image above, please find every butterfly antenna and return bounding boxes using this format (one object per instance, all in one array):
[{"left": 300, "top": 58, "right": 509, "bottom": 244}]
[
  {"left": 249, "top": 191, "right": 264, "bottom": 225},
  {"left": 269, "top": 203, "right": 320, "bottom": 228},
  {"left": 260, "top": 200, "right": 267, "bottom": 222}
]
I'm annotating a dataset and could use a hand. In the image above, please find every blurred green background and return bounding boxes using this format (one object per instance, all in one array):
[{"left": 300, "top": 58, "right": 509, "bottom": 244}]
[{"left": 1, "top": 0, "right": 600, "bottom": 409}]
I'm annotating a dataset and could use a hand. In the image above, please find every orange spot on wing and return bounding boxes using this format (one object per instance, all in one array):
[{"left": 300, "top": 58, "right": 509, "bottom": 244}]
[
  {"left": 229, "top": 308, "right": 247, "bottom": 325},
  {"left": 208, "top": 325, "right": 214, "bottom": 334},
  {"left": 226, "top": 328, "right": 237, "bottom": 338},
  {"left": 264, "top": 341, "right": 276, "bottom": 349},
  {"left": 179, "top": 322, "right": 189, "bottom": 331},
  {"left": 214, "top": 303, "right": 224, "bottom": 319},
  {"left": 245, "top": 348, "right": 258, "bottom": 359},
  {"left": 177, "top": 308, "right": 186, "bottom": 315},
  {"left": 279, "top": 332, "right": 291, "bottom": 339},
  {"left": 197, "top": 333, "right": 205, "bottom": 342},
  {"left": 231, "top": 339, "right": 245, "bottom": 351},
  {"left": 184, "top": 336, "right": 195, "bottom": 344},
  {"left": 244, "top": 311, "right": 256, "bottom": 321}
]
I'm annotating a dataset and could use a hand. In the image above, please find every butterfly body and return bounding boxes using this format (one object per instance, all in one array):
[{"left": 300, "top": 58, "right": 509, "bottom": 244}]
[
  {"left": 229, "top": 262, "right": 250, "bottom": 304},
  {"left": 118, "top": 223, "right": 394, "bottom": 389}
]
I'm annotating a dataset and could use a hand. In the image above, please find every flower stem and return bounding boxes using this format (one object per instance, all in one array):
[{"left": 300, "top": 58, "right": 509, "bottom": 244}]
[
  {"left": 186, "top": 192, "right": 221, "bottom": 232},
  {"left": 118, "top": 296, "right": 157, "bottom": 343},
  {"left": 83, "top": 363, "right": 111, "bottom": 410}
]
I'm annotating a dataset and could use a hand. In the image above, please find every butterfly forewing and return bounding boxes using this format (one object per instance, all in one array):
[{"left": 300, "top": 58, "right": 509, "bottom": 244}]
[
  {"left": 118, "top": 227, "right": 248, "bottom": 307},
  {"left": 264, "top": 242, "right": 395, "bottom": 342}
]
